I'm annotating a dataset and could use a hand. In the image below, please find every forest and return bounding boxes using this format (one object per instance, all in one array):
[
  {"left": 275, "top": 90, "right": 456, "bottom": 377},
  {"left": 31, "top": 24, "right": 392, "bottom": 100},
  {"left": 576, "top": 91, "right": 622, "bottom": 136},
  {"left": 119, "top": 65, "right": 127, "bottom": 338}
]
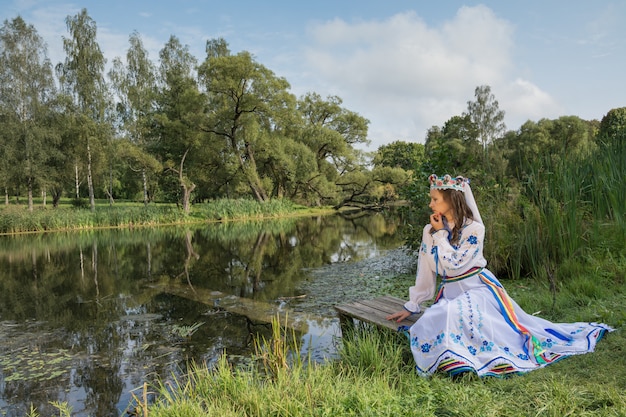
[{"left": 0, "top": 11, "right": 410, "bottom": 214}]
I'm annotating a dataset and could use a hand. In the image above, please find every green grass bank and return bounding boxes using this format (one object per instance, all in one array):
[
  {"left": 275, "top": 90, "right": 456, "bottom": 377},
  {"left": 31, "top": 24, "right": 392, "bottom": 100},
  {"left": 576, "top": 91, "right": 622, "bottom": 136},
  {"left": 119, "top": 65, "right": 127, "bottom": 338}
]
[
  {"left": 0, "top": 198, "right": 331, "bottom": 235},
  {"left": 133, "top": 253, "right": 623, "bottom": 416}
]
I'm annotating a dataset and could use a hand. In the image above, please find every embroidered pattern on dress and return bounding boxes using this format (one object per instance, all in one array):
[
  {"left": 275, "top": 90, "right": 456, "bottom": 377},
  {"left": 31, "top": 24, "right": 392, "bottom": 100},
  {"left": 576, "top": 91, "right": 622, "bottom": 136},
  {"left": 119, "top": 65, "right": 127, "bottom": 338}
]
[
  {"left": 438, "top": 231, "right": 480, "bottom": 271},
  {"left": 465, "top": 292, "right": 475, "bottom": 341}
]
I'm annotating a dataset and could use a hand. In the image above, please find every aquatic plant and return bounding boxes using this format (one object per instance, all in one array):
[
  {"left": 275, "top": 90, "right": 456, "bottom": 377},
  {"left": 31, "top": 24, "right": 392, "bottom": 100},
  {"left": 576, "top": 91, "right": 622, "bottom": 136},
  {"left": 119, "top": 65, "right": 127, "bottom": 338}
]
[{"left": 170, "top": 321, "right": 204, "bottom": 339}]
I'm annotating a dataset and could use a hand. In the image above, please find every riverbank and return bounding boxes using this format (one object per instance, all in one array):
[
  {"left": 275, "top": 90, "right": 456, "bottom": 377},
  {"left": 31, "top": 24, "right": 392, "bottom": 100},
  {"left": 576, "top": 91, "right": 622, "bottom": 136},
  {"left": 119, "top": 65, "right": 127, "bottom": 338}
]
[
  {"left": 10, "top": 210, "right": 624, "bottom": 417},
  {"left": 133, "top": 247, "right": 625, "bottom": 417},
  {"left": 0, "top": 198, "right": 334, "bottom": 235}
]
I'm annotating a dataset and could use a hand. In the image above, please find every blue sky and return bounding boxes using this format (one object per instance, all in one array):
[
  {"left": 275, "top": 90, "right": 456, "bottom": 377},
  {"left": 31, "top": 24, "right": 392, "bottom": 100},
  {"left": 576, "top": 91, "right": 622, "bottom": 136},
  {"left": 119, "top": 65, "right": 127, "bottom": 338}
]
[{"left": 2, "top": 0, "right": 625, "bottom": 149}]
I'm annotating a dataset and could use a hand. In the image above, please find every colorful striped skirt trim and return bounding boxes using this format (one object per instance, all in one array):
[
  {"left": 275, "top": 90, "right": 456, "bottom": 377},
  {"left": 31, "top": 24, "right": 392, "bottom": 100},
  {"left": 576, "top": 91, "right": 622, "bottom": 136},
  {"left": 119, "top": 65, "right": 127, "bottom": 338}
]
[{"left": 434, "top": 268, "right": 569, "bottom": 367}]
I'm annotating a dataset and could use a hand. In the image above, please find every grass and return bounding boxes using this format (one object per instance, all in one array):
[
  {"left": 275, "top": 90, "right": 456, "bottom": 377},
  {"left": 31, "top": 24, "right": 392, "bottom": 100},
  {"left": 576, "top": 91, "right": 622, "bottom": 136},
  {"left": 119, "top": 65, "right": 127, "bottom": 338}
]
[
  {"left": 126, "top": 257, "right": 625, "bottom": 417},
  {"left": 0, "top": 198, "right": 323, "bottom": 235}
]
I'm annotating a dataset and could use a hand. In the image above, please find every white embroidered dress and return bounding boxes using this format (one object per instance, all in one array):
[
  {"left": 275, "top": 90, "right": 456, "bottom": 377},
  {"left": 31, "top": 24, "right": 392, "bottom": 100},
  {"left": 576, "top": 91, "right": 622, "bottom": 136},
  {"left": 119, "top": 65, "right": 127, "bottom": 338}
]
[{"left": 403, "top": 220, "right": 612, "bottom": 376}]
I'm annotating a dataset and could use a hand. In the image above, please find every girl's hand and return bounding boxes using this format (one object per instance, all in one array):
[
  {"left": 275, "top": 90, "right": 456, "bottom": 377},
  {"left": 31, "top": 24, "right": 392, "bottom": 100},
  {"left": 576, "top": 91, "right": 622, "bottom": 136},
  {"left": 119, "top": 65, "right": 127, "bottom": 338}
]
[
  {"left": 386, "top": 310, "right": 412, "bottom": 323},
  {"left": 430, "top": 212, "right": 444, "bottom": 231}
]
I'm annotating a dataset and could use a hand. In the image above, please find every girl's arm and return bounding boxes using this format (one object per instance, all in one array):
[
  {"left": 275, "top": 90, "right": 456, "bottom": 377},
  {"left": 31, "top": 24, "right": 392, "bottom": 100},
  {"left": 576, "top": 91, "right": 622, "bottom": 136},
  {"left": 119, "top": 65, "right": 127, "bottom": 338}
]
[{"left": 403, "top": 225, "right": 437, "bottom": 313}]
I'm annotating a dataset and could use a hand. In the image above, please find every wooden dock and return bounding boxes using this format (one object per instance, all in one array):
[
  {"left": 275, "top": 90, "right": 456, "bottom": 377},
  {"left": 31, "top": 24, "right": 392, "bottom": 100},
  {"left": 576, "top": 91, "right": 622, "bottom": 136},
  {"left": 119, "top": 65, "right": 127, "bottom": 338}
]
[
  {"left": 151, "top": 282, "right": 423, "bottom": 336},
  {"left": 334, "top": 295, "right": 423, "bottom": 332}
]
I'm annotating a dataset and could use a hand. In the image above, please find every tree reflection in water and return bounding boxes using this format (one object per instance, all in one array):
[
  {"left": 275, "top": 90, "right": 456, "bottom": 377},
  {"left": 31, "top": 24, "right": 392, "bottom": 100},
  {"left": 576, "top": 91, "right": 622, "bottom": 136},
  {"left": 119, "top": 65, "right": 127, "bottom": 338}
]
[{"left": 0, "top": 212, "right": 404, "bottom": 416}]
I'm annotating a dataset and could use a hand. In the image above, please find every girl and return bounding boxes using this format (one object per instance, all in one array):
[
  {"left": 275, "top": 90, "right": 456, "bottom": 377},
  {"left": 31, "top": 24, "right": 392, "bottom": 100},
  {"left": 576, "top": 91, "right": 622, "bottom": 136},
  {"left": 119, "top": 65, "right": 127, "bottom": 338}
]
[{"left": 387, "top": 174, "right": 612, "bottom": 376}]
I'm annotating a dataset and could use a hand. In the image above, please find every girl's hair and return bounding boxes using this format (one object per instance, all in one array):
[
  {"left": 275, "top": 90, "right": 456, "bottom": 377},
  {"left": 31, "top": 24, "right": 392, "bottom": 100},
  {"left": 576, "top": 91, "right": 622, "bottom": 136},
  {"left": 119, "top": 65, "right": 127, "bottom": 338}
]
[{"left": 440, "top": 188, "right": 474, "bottom": 245}]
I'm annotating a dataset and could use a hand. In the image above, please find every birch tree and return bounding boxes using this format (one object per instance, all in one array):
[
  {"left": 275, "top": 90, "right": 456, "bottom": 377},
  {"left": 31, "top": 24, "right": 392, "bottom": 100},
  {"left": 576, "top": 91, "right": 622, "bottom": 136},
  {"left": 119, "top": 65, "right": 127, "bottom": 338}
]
[
  {"left": 465, "top": 85, "right": 506, "bottom": 154},
  {"left": 109, "top": 31, "right": 161, "bottom": 205},
  {"left": 56, "top": 8, "right": 107, "bottom": 211},
  {"left": 152, "top": 36, "right": 203, "bottom": 213},
  {"left": 0, "top": 16, "right": 57, "bottom": 211}
]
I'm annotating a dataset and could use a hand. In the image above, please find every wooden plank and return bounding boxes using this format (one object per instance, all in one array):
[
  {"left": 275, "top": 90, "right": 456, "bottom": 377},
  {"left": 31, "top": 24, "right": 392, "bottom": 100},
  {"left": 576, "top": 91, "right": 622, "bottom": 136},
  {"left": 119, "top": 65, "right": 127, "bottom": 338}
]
[
  {"left": 358, "top": 297, "right": 405, "bottom": 315},
  {"left": 335, "top": 296, "right": 423, "bottom": 331},
  {"left": 335, "top": 296, "right": 410, "bottom": 318},
  {"left": 151, "top": 282, "right": 321, "bottom": 332}
]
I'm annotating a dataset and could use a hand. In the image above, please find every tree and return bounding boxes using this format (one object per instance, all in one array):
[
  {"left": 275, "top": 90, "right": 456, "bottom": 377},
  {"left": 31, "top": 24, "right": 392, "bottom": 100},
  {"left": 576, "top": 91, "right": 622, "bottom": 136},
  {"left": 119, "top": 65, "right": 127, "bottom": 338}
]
[
  {"left": 297, "top": 93, "right": 369, "bottom": 170},
  {"left": 0, "top": 16, "right": 58, "bottom": 211},
  {"left": 422, "top": 114, "right": 481, "bottom": 177},
  {"left": 505, "top": 116, "right": 596, "bottom": 180},
  {"left": 598, "top": 107, "right": 626, "bottom": 145},
  {"left": 295, "top": 92, "right": 370, "bottom": 205},
  {"left": 205, "top": 37, "right": 230, "bottom": 59},
  {"left": 198, "top": 50, "right": 296, "bottom": 202},
  {"left": 152, "top": 35, "right": 204, "bottom": 213},
  {"left": 109, "top": 31, "right": 160, "bottom": 205},
  {"left": 262, "top": 135, "right": 319, "bottom": 201},
  {"left": 465, "top": 85, "right": 506, "bottom": 156},
  {"left": 549, "top": 115, "right": 596, "bottom": 159},
  {"left": 56, "top": 8, "right": 108, "bottom": 211},
  {"left": 372, "top": 140, "right": 425, "bottom": 171},
  {"left": 334, "top": 165, "right": 411, "bottom": 209}
]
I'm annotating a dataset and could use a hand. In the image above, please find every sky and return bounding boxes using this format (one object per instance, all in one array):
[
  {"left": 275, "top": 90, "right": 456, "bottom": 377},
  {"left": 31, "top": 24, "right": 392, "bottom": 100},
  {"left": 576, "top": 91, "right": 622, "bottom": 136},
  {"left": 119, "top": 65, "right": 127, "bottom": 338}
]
[{"left": 2, "top": 0, "right": 625, "bottom": 150}]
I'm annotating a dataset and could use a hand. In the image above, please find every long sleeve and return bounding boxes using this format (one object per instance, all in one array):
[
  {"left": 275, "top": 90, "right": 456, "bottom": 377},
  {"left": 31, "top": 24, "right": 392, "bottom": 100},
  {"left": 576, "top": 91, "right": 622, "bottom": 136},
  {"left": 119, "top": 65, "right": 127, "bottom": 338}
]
[
  {"left": 403, "top": 220, "right": 487, "bottom": 313},
  {"left": 403, "top": 225, "right": 437, "bottom": 313}
]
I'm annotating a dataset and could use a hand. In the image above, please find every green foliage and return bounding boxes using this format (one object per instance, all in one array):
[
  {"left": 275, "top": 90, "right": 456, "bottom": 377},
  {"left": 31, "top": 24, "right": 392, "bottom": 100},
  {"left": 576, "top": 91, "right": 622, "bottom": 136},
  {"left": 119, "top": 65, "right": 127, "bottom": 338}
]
[
  {"left": 2, "top": 8, "right": 624, "bottom": 225},
  {"left": 373, "top": 140, "right": 425, "bottom": 171},
  {"left": 422, "top": 114, "right": 483, "bottom": 178},
  {"left": 598, "top": 106, "right": 626, "bottom": 144},
  {"left": 589, "top": 129, "right": 626, "bottom": 237},
  {"left": 506, "top": 116, "right": 597, "bottom": 180},
  {"left": 253, "top": 314, "right": 303, "bottom": 379},
  {"left": 339, "top": 326, "right": 409, "bottom": 376},
  {"left": 0, "top": 198, "right": 299, "bottom": 234},
  {"left": 0, "top": 16, "right": 58, "bottom": 211},
  {"left": 402, "top": 104, "right": 625, "bottom": 287}
]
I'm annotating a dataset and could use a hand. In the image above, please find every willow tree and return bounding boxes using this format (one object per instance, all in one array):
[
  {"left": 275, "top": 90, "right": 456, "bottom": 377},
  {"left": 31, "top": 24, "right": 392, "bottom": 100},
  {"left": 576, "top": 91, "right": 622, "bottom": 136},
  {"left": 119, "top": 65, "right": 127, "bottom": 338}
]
[
  {"left": 198, "top": 50, "right": 295, "bottom": 202},
  {"left": 0, "top": 16, "right": 57, "bottom": 211},
  {"left": 56, "top": 8, "right": 108, "bottom": 211},
  {"left": 296, "top": 92, "right": 370, "bottom": 205}
]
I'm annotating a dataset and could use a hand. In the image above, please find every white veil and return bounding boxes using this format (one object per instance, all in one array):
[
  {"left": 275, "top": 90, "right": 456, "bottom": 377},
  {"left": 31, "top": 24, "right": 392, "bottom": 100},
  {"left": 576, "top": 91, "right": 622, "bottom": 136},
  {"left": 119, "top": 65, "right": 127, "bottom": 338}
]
[{"left": 463, "top": 181, "right": 483, "bottom": 225}]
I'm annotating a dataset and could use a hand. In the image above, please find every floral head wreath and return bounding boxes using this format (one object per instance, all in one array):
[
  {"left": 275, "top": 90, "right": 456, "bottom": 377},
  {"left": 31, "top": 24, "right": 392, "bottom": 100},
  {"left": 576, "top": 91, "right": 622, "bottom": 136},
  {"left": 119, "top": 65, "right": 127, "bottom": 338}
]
[
  {"left": 428, "top": 174, "right": 468, "bottom": 193},
  {"left": 428, "top": 174, "right": 483, "bottom": 225}
]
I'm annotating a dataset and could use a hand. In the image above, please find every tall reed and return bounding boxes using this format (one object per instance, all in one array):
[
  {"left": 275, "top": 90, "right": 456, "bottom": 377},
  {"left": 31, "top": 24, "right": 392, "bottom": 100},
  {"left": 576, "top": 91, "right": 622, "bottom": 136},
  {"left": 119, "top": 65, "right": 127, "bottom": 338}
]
[
  {"left": 513, "top": 133, "right": 625, "bottom": 285},
  {"left": 588, "top": 135, "right": 626, "bottom": 241},
  {"left": 516, "top": 153, "right": 591, "bottom": 284}
]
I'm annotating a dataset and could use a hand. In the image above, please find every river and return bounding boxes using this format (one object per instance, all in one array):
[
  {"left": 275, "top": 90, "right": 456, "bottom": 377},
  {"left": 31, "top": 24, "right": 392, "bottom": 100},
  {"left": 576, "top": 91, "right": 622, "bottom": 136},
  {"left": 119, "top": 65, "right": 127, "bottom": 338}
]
[{"left": 0, "top": 212, "right": 416, "bottom": 417}]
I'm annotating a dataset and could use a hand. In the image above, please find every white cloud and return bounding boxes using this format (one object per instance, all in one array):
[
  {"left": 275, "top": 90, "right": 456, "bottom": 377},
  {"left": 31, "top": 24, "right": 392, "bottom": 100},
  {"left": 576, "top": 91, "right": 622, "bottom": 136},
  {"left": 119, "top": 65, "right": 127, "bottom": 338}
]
[
  {"left": 499, "top": 79, "right": 563, "bottom": 128},
  {"left": 301, "top": 5, "right": 559, "bottom": 148}
]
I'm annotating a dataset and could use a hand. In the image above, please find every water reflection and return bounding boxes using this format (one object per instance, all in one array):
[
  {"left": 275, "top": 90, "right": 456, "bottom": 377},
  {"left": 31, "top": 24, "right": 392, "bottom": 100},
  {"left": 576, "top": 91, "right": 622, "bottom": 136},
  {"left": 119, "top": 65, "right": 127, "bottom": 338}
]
[{"left": 0, "top": 212, "right": 404, "bottom": 416}]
